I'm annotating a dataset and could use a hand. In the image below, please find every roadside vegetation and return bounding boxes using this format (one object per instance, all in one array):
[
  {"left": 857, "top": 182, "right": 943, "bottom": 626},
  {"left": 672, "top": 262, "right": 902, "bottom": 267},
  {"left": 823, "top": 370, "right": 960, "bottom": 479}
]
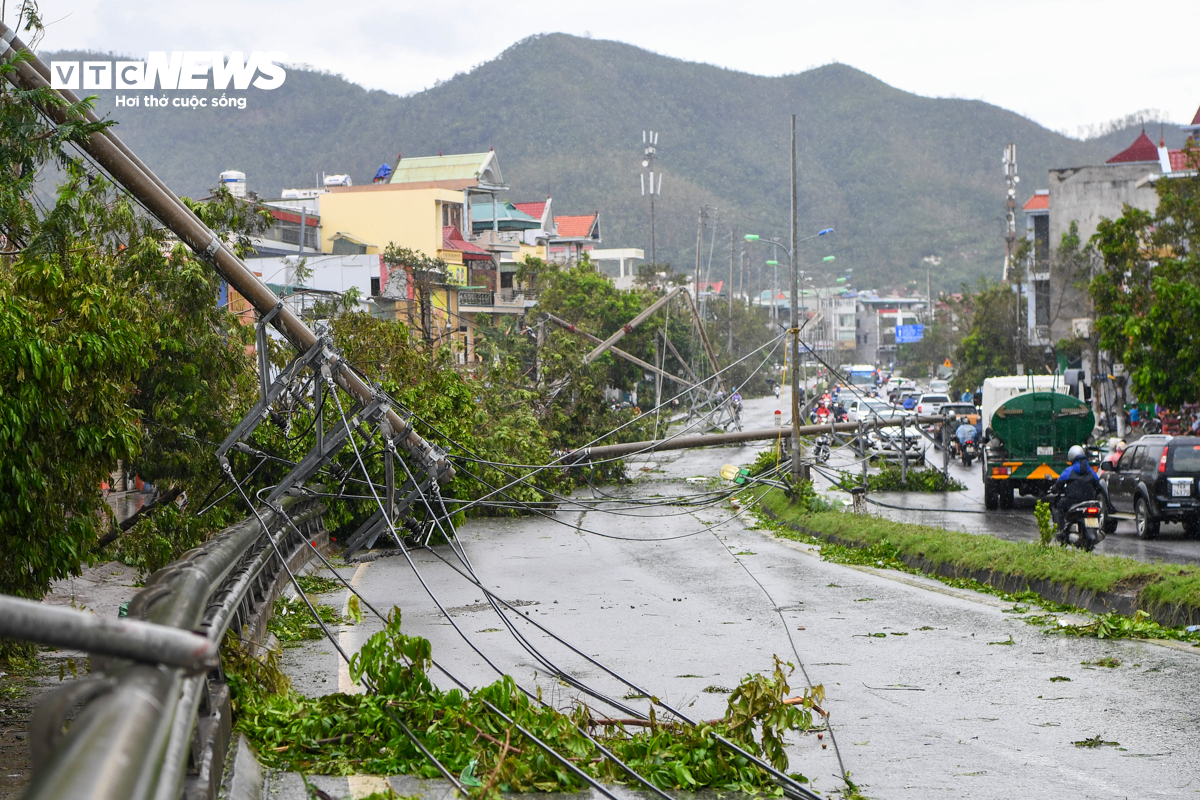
[
  {"left": 752, "top": 489, "right": 1200, "bottom": 635},
  {"left": 835, "top": 465, "right": 965, "bottom": 493}
]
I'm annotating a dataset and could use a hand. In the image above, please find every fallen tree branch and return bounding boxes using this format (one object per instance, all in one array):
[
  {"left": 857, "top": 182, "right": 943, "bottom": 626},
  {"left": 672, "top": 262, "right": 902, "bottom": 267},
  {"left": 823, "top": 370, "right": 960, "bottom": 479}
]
[{"left": 96, "top": 485, "right": 182, "bottom": 549}]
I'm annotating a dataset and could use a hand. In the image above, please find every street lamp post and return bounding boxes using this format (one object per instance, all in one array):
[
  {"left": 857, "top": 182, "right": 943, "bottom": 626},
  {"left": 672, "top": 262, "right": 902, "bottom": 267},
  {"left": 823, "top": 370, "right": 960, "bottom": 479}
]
[{"left": 745, "top": 217, "right": 834, "bottom": 493}]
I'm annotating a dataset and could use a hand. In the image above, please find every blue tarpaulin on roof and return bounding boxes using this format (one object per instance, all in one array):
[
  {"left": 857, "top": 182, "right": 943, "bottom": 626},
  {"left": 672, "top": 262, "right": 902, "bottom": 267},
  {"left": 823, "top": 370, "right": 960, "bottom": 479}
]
[{"left": 372, "top": 163, "right": 392, "bottom": 183}]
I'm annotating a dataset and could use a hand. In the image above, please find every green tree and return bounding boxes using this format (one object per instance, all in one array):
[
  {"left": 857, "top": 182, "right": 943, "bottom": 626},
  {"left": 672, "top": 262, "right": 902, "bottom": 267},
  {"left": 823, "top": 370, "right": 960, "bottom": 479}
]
[
  {"left": 950, "top": 278, "right": 1053, "bottom": 395},
  {"left": 0, "top": 35, "right": 269, "bottom": 602},
  {"left": 1090, "top": 144, "right": 1200, "bottom": 407}
]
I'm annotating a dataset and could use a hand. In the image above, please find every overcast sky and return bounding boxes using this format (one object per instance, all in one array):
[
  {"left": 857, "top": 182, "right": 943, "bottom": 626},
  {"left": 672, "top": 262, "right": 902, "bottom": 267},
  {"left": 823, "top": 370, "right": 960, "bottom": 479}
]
[{"left": 12, "top": 0, "right": 1199, "bottom": 135}]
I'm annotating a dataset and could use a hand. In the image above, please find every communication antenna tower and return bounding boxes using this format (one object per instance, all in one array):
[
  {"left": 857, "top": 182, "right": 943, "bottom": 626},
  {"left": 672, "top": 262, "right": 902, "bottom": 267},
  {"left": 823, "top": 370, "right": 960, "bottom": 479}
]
[
  {"left": 1002, "top": 143, "right": 1020, "bottom": 281},
  {"left": 640, "top": 130, "right": 662, "bottom": 264}
]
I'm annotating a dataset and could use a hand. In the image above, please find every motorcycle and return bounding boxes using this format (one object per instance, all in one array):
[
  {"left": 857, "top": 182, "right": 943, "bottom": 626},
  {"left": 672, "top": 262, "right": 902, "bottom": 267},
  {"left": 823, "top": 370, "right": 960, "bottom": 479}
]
[
  {"left": 1048, "top": 490, "right": 1104, "bottom": 552},
  {"left": 960, "top": 438, "right": 978, "bottom": 468},
  {"left": 813, "top": 434, "right": 831, "bottom": 464},
  {"left": 773, "top": 384, "right": 782, "bottom": 399}
]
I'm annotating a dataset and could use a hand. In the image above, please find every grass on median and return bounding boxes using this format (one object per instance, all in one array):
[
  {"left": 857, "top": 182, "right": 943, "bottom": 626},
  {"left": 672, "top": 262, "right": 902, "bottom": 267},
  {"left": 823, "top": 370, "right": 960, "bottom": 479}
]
[{"left": 751, "top": 488, "right": 1200, "bottom": 621}]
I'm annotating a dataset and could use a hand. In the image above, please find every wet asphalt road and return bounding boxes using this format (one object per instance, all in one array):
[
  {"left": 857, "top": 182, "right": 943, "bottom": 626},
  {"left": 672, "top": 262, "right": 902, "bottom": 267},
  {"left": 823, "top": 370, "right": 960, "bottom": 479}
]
[
  {"left": 771, "top": 390, "right": 1200, "bottom": 567},
  {"left": 282, "top": 389, "right": 1200, "bottom": 798}
]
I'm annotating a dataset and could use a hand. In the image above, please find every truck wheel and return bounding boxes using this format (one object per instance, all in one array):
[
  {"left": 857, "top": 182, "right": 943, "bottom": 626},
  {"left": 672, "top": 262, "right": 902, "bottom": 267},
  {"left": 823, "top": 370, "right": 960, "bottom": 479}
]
[
  {"left": 999, "top": 486, "right": 1014, "bottom": 509},
  {"left": 1135, "top": 497, "right": 1160, "bottom": 540},
  {"left": 984, "top": 481, "right": 999, "bottom": 510}
]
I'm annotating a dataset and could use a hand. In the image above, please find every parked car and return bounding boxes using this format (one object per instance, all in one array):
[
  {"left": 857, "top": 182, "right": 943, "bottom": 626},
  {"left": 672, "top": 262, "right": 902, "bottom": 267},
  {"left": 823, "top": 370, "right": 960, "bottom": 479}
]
[
  {"left": 846, "top": 397, "right": 913, "bottom": 423},
  {"left": 1100, "top": 434, "right": 1200, "bottom": 539},
  {"left": 929, "top": 379, "right": 950, "bottom": 394},
  {"left": 914, "top": 393, "right": 952, "bottom": 417}
]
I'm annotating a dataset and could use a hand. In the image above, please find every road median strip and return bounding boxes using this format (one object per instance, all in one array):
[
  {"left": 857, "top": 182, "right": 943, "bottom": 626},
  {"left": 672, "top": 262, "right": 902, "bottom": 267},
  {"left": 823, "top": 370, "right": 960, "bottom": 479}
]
[{"left": 752, "top": 490, "right": 1200, "bottom": 630}]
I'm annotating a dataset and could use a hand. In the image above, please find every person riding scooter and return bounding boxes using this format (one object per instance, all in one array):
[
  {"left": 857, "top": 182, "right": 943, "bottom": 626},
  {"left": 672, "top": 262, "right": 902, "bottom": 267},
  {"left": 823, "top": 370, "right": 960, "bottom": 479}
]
[
  {"left": 1050, "top": 445, "right": 1102, "bottom": 531},
  {"left": 955, "top": 417, "right": 978, "bottom": 461}
]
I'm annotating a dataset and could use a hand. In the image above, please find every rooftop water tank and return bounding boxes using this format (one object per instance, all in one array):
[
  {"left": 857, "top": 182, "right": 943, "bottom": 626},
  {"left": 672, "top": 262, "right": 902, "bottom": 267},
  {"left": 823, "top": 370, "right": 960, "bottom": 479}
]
[
  {"left": 323, "top": 174, "right": 352, "bottom": 187},
  {"left": 219, "top": 170, "right": 246, "bottom": 198}
]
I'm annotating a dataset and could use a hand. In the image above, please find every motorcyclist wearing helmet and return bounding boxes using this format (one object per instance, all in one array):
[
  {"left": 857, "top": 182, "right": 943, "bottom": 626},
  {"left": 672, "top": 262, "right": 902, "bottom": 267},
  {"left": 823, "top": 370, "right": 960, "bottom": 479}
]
[
  {"left": 955, "top": 418, "right": 977, "bottom": 447},
  {"left": 1050, "top": 445, "right": 1101, "bottom": 528}
]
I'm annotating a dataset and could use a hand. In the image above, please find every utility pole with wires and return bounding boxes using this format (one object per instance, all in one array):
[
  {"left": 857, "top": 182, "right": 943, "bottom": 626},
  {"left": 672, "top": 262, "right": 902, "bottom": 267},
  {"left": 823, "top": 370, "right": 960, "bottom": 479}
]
[
  {"left": 789, "top": 114, "right": 806, "bottom": 490},
  {"left": 728, "top": 226, "right": 735, "bottom": 356},
  {"left": 639, "top": 130, "right": 662, "bottom": 264}
]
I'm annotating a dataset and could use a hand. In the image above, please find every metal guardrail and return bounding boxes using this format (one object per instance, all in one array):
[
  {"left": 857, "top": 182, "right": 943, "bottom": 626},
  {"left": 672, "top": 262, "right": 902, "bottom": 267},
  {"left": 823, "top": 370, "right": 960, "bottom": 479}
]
[
  {"left": 458, "top": 290, "right": 494, "bottom": 307},
  {"left": 20, "top": 498, "right": 326, "bottom": 800}
]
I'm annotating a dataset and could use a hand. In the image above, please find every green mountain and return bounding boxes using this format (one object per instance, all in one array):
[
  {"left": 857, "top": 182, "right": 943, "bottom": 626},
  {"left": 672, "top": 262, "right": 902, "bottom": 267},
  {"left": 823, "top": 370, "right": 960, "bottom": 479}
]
[{"left": 43, "top": 35, "right": 1182, "bottom": 292}]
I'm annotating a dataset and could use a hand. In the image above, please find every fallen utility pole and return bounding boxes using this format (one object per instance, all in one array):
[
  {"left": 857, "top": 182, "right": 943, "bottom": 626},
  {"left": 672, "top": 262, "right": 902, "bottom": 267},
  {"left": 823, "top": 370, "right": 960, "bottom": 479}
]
[
  {"left": 0, "top": 24, "right": 451, "bottom": 482},
  {"left": 564, "top": 415, "right": 943, "bottom": 462},
  {"left": 680, "top": 287, "right": 726, "bottom": 395},
  {"left": 542, "top": 313, "right": 694, "bottom": 389},
  {"left": 658, "top": 331, "right": 700, "bottom": 384},
  {"left": 584, "top": 286, "right": 684, "bottom": 364}
]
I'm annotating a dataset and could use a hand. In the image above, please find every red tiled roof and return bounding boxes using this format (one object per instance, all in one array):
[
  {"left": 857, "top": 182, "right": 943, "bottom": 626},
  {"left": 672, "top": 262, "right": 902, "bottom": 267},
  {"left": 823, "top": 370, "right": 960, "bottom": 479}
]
[
  {"left": 1168, "top": 149, "right": 1197, "bottom": 171},
  {"left": 698, "top": 281, "right": 723, "bottom": 294},
  {"left": 513, "top": 201, "right": 547, "bottom": 221},
  {"left": 441, "top": 226, "right": 492, "bottom": 260},
  {"left": 554, "top": 214, "right": 598, "bottom": 238},
  {"left": 1107, "top": 131, "right": 1160, "bottom": 163},
  {"left": 1022, "top": 193, "right": 1049, "bottom": 211}
]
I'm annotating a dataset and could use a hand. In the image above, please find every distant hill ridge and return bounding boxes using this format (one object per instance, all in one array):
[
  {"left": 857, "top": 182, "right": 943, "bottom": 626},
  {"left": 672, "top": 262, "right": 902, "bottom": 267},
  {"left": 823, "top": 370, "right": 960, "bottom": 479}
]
[{"left": 41, "top": 34, "right": 1190, "bottom": 291}]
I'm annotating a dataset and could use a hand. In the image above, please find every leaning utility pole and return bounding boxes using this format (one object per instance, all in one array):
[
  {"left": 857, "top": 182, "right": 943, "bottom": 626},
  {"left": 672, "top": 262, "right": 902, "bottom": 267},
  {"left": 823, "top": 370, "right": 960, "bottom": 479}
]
[
  {"left": 790, "top": 114, "right": 805, "bottom": 489},
  {"left": 0, "top": 26, "right": 451, "bottom": 486}
]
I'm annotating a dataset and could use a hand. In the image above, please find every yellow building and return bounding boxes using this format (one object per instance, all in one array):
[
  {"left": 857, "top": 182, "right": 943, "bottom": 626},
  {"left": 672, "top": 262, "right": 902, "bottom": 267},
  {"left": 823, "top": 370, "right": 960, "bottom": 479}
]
[{"left": 318, "top": 185, "right": 464, "bottom": 257}]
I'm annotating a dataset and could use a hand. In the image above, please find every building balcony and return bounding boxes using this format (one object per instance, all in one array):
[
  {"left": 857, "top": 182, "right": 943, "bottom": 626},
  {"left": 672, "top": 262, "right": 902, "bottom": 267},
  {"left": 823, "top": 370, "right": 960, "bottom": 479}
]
[
  {"left": 458, "top": 289, "right": 537, "bottom": 314},
  {"left": 472, "top": 230, "right": 521, "bottom": 251}
]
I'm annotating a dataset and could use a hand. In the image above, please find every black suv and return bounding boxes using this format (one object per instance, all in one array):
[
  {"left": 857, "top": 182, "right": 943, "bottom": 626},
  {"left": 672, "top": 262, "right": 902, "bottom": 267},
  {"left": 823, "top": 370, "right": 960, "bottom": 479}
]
[{"left": 1100, "top": 434, "right": 1200, "bottom": 538}]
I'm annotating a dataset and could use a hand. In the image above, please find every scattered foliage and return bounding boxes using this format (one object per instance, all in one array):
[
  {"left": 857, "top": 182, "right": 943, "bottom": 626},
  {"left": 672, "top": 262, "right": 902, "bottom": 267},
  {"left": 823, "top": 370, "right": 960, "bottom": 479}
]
[{"left": 228, "top": 609, "right": 819, "bottom": 793}]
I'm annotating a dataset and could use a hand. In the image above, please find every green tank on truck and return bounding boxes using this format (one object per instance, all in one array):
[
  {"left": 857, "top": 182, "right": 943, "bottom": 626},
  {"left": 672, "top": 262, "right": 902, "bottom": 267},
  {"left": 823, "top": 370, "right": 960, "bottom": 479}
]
[{"left": 981, "top": 381, "right": 1094, "bottom": 510}]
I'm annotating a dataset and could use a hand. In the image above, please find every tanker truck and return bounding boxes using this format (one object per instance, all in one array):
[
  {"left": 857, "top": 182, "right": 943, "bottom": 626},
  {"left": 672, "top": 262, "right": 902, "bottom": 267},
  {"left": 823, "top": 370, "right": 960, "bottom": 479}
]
[{"left": 981, "top": 376, "right": 1095, "bottom": 510}]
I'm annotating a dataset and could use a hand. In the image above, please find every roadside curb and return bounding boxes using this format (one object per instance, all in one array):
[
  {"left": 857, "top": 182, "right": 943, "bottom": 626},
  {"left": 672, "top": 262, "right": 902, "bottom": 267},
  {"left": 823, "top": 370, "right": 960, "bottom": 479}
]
[{"left": 757, "top": 506, "right": 1200, "bottom": 628}]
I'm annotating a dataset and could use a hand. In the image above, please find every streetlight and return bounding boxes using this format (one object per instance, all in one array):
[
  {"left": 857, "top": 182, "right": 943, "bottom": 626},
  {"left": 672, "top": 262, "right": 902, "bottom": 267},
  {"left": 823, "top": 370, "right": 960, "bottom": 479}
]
[{"left": 746, "top": 231, "right": 834, "bottom": 324}]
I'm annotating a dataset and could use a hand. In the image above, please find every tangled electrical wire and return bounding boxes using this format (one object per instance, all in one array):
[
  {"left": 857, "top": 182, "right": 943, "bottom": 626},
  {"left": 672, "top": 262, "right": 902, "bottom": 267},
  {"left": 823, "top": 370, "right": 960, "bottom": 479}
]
[{"left": 205, "top": 323, "right": 837, "bottom": 797}]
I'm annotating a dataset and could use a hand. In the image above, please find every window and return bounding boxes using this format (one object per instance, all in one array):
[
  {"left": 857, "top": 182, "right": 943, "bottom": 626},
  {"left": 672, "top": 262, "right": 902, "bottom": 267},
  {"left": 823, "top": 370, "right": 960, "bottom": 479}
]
[
  {"left": 1033, "top": 214, "right": 1050, "bottom": 264},
  {"left": 1035, "top": 280, "right": 1050, "bottom": 326},
  {"left": 1117, "top": 446, "right": 1140, "bottom": 472},
  {"left": 1171, "top": 445, "right": 1200, "bottom": 473},
  {"left": 442, "top": 203, "right": 463, "bottom": 229},
  {"left": 838, "top": 314, "right": 855, "bottom": 327},
  {"left": 370, "top": 277, "right": 380, "bottom": 296}
]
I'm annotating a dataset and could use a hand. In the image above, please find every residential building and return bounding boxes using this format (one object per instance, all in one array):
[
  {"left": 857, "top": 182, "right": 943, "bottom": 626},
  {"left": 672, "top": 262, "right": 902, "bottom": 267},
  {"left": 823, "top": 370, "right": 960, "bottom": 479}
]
[
  {"left": 1019, "top": 120, "right": 1197, "bottom": 347},
  {"left": 512, "top": 199, "right": 557, "bottom": 260},
  {"left": 854, "top": 294, "right": 927, "bottom": 367},
  {"left": 548, "top": 212, "right": 601, "bottom": 263}
]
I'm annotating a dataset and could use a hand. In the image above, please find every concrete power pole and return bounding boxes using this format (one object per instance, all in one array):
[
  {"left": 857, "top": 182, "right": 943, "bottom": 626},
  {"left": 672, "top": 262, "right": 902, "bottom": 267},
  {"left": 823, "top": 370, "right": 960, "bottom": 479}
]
[
  {"left": 790, "top": 114, "right": 805, "bottom": 490},
  {"left": 728, "top": 227, "right": 735, "bottom": 355}
]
